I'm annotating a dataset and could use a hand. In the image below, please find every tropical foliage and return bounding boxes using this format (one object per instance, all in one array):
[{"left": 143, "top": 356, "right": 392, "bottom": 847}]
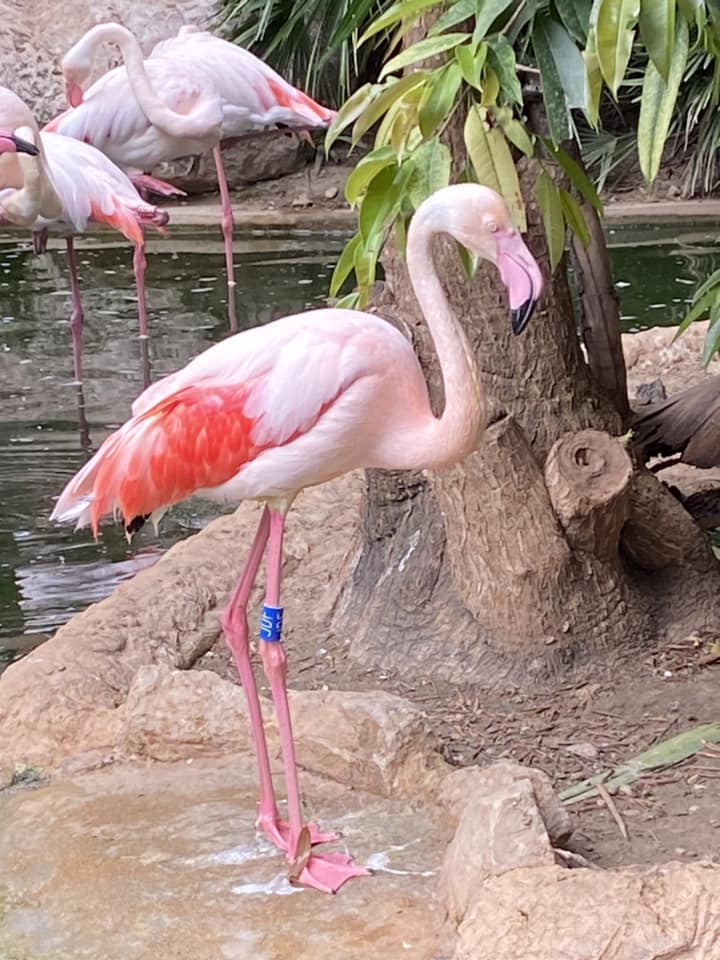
[
  {"left": 217, "top": 0, "right": 392, "bottom": 104},
  {"left": 322, "top": 0, "right": 720, "bottom": 370}
]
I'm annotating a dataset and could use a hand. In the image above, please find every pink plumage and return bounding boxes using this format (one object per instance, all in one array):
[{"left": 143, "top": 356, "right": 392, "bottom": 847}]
[
  {"left": 52, "top": 184, "right": 543, "bottom": 894},
  {"left": 46, "top": 23, "right": 336, "bottom": 331},
  {"left": 0, "top": 85, "right": 168, "bottom": 382}
]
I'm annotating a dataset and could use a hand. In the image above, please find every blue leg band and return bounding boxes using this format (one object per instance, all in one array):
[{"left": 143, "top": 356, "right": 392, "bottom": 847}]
[{"left": 259, "top": 604, "right": 284, "bottom": 642}]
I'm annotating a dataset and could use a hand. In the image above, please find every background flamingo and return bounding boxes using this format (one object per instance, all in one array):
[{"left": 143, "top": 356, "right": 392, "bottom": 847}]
[
  {"left": 51, "top": 184, "right": 542, "bottom": 893},
  {"left": 47, "top": 22, "right": 336, "bottom": 332},
  {"left": 0, "top": 86, "right": 169, "bottom": 385}
]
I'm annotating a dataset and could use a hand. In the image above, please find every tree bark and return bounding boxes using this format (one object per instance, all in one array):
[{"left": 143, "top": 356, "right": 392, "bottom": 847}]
[{"left": 331, "top": 157, "right": 720, "bottom": 688}]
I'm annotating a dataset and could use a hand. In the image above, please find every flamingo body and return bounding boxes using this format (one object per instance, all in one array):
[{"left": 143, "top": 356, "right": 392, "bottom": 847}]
[
  {"left": 46, "top": 59, "right": 220, "bottom": 169},
  {"left": 53, "top": 310, "right": 427, "bottom": 532}
]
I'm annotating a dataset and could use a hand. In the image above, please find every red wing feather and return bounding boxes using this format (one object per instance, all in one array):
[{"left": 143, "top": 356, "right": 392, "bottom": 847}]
[{"left": 91, "top": 383, "right": 260, "bottom": 532}]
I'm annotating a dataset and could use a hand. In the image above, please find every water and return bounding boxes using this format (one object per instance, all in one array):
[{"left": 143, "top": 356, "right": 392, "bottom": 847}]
[
  {"left": 1, "top": 219, "right": 718, "bottom": 670},
  {"left": 0, "top": 227, "right": 346, "bottom": 670}
]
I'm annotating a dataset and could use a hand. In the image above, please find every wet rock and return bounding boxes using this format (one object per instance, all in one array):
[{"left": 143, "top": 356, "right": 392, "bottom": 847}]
[{"left": 0, "top": 757, "right": 445, "bottom": 960}]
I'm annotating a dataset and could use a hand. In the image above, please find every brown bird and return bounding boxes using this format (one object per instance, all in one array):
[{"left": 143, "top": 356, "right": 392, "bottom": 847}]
[{"left": 632, "top": 376, "right": 720, "bottom": 470}]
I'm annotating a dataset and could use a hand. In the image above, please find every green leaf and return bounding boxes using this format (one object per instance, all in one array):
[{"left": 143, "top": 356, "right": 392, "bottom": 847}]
[
  {"left": 592, "top": 0, "right": 641, "bottom": 98},
  {"left": 488, "top": 36, "right": 523, "bottom": 104},
  {"left": 480, "top": 65, "right": 501, "bottom": 105},
  {"left": 455, "top": 41, "right": 488, "bottom": 90},
  {"left": 535, "top": 170, "right": 565, "bottom": 271},
  {"left": 639, "top": 0, "right": 675, "bottom": 80},
  {"left": 583, "top": 26, "right": 603, "bottom": 126},
  {"left": 380, "top": 33, "right": 468, "bottom": 78},
  {"left": 464, "top": 105, "right": 526, "bottom": 230},
  {"left": 532, "top": 12, "right": 572, "bottom": 144},
  {"left": 359, "top": 0, "right": 441, "bottom": 44},
  {"left": 559, "top": 187, "right": 590, "bottom": 246},
  {"left": 673, "top": 289, "right": 719, "bottom": 340},
  {"left": 351, "top": 73, "right": 428, "bottom": 145},
  {"left": 637, "top": 16, "right": 689, "bottom": 183},
  {"left": 407, "top": 137, "right": 451, "bottom": 207},
  {"left": 545, "top": 142, "right": 603, "bottom": 211},
  {"left": 472, "top": 0, "right": 516, "bottom": 45},
  {"left": 455, "top": 241, "right": 477, "bottom": 280},
  {"left": 554, "top": 0, "right": 592, "bottom": 44},
  {"left": 677, "top": 0, "right": 704, "bottom": 24},
  {"left": 492, "top": 106, "right": 534, "bottom": 156},
  {"left": 703, "top": 301, "right": 720, "bottom": 366},
  {"left": 330, "top": 232, "right": 362, "bottom": 297},
  {"left": 538, "top": 15, "right": 588, "bottom": 109},
  {"left": 325, "top": 83, "right": 376, "bottom": 151},
  {"left": 359, "top": 164, "right": 401, "bottom": 243},
  {"left": 344, "top": 146, "right": 398, "bottom": 206},
  {"left": 428, "top": 0, "right": 476, "bottom": 36},
  {"left": 418, "top": 62, "right": 463, "bottom": 138},
  {"left": 334, "top": 291, "right": 360, "bottom": 310}
]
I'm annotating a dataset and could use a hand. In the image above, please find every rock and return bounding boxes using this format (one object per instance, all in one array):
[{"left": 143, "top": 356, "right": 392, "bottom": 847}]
[
  {"left": 154, "top": 133, "right": 313, "bottom": 194},
  {"left": 119, "top": 664, "right": 253, "bottom": 761},
  {"left": 291, "top": 193, "right": 313, "bottom": 207},
  {"left": 118, "top": 666, "right": 442, "bottom": 798},
  {"left": 440, "top": 764, "right": 560, "bottom": 922},
  {"left": 435, "top": 760, "right": 572, "bottom": 844},
  {"left": 324, "top": 186, "right": 339, "bottom": 199},
  {"left": 453, "top": 862, "right": 720, "bottom": 959},
  {"left": 286, "top": 688, "right": 444, "bottom": 798},
  {"left": 566, "top": 740, "right": 598, "bottom": 760}
]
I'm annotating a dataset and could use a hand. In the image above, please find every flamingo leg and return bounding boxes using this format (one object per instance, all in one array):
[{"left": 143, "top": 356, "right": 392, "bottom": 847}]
[
  {"left": 65, "top": 237, "right": 84, "bottom": 384},
  {"left": 258, "top": 507, "right": 369, "bottom": 893},
  {"left": 212, "top": 144, "right": 238, "bottom": 334},
  {"left": 132, "top": 242, "right": 149, "bottom": 340},
  {"left": 221, "top": 507, "right": 336, "bottom": 852}
]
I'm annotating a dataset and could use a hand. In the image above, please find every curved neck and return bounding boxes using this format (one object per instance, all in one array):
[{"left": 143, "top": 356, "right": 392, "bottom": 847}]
[
  {"left": 1, "top": 127, "right": 62, "bottom": 226},
  {"left": 403, "top": 204, "right": 485, "bottom": 469},
  {"left": 75, "top": 25, "right": 218, "bottom": 140}
]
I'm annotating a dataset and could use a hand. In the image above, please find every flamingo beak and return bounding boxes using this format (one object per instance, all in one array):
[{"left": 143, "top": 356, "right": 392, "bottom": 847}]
[
  {"left": 495, "top": 229, "right": 543, "bottom": 335},
  {"left": 0, "top": 132, "right": 39, "bottom": 156},
  {"left": 66, "top": 81, "right": 84, "bottom": 108}
]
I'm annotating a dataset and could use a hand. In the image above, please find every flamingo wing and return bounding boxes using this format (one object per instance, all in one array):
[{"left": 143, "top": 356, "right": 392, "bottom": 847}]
[
  {"left": 39, "top": 132, "right": 161, "bottom": 243},
  {"left": 52, "top": 310, "right": 385, "bottom": 533},
  {"left": 151, "top": 32, "right": 335, "bottom": 134}
]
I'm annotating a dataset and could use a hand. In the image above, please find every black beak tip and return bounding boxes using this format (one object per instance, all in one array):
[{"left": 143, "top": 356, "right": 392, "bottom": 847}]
[
  {"left": 12, "top": 134, "right": 39, "bottom": 157},
  {"left": 510, "top": 298, "right": 536, "bottom": 336}
]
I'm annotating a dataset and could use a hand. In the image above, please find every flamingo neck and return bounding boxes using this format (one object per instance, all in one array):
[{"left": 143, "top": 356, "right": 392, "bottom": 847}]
[
  {"left": 1, "top": 127, "right": 62, "bottom": 226},
  {"left": 71, "top": 24, "right": 220, "bottom": 141},
  {"left": 403, "top": 199, "right": 485, "bottom": 469}
]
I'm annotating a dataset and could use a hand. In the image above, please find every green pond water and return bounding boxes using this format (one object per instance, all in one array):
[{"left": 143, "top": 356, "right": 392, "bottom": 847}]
[{"left": 0, "top": 219, "right": 718, "bottom": 670}]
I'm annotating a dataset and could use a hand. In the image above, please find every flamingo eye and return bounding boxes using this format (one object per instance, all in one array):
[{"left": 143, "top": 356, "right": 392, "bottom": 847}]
[{"left": 486, "top": 221, "right": 499, "bottom": 233}]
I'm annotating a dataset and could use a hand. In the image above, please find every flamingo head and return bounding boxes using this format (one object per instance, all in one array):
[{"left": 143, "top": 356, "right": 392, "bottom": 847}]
[
  {"left": 0, "top": 130, "right": 39, "bottom": 156},
  {"left": 438, "top": 183, "right": 544, "bottom": 335},
  {"left": 61, "top": 49, "right": 94, "bottom": 107}
]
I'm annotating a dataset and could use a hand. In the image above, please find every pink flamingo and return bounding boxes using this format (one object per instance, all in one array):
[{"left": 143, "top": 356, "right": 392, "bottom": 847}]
[
  {"left": 47, "top": 22, "right": 336, "bottom": 333},
  {"left": 0, "top": 86, "right": 169, "bottom": 384},
  {"left": 51, "top": 184, "right": 542, "bottom": 893}
]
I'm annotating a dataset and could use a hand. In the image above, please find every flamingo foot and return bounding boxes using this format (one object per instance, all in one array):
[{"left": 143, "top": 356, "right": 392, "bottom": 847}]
[
  {"left": 257, "top": 812, "right": 338, "bottom": 850},
  {"left": 292, "top": 852, "right": 371, "bottom": 894}
]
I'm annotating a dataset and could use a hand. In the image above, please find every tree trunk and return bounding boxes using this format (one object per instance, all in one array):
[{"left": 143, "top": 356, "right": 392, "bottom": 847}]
[{"left": 331, "top": 159, "right": 720, "bottom": 688}]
